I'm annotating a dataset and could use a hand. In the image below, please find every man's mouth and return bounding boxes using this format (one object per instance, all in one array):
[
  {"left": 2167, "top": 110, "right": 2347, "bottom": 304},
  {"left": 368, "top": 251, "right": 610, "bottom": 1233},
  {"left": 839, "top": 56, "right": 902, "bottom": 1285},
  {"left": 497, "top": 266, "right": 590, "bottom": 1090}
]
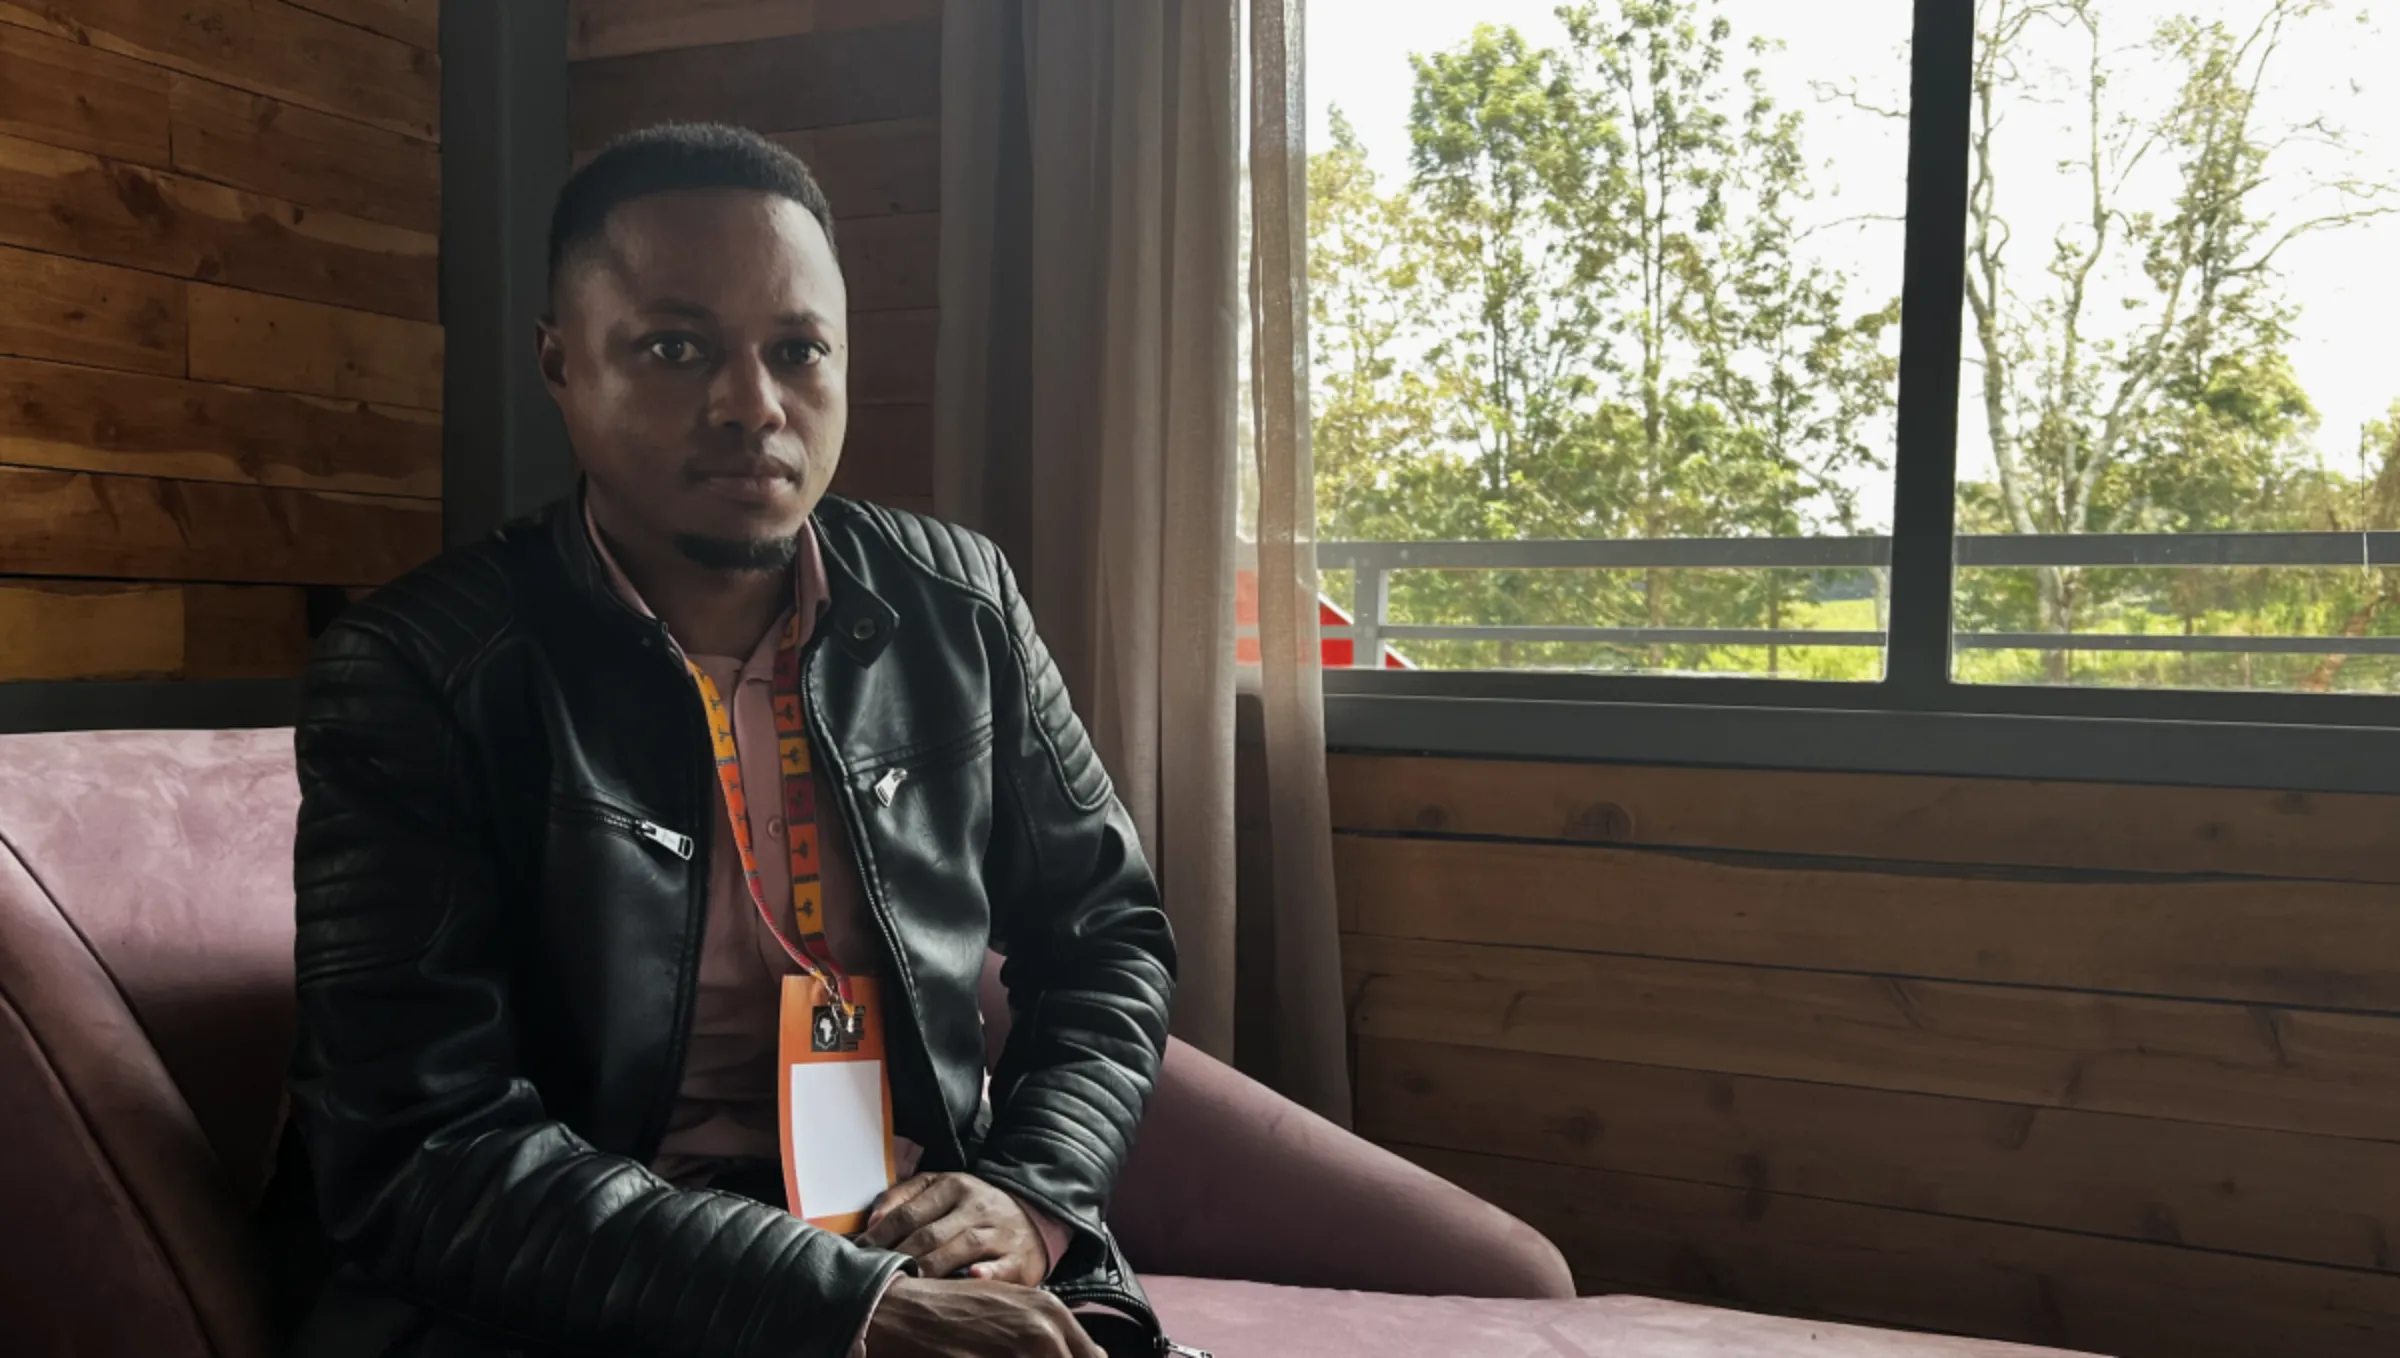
[{"left": 689, "top": 458, "right": 803, "bottom": 504}]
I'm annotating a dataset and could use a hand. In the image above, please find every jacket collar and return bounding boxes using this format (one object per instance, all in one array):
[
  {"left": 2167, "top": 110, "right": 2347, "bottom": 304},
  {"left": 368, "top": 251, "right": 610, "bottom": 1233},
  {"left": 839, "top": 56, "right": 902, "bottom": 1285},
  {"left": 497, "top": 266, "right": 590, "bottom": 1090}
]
[
  {"left": 810, "top": 498, "right": 901, "bottom": 667},
  {"left": 550, "top": 483, "right": 899, "bottom": 666}
]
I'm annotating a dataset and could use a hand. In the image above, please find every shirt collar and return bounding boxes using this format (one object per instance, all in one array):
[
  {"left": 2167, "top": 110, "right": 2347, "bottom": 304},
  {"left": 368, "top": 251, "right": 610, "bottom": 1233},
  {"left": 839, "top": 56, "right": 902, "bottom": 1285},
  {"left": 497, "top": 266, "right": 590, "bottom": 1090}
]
[{"left": 581, "top": 498, "right": 831, "bottom": 659}]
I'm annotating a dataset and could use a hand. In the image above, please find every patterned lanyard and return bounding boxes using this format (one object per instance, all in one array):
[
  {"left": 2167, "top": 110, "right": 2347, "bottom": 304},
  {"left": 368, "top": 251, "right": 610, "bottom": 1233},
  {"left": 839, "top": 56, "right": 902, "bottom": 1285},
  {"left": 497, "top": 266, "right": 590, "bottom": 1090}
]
[{"left": 687, "top": 612, "right": 852, "bottom": 1011}]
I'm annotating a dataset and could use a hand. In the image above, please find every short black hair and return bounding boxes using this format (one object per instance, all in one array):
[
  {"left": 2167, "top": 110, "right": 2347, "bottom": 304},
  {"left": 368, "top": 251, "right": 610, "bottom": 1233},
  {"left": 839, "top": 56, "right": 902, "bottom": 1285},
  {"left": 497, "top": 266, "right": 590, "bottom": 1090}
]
[{"left": 546, "top": 122, "right": 838, "bottom": 306}]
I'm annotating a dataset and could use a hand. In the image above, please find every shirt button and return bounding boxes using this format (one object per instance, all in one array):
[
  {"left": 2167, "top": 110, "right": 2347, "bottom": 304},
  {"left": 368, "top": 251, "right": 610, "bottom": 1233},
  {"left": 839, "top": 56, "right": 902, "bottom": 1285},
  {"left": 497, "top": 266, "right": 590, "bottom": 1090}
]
[{"left": 767, "top": 816, "right": 786, "bottom": 839}]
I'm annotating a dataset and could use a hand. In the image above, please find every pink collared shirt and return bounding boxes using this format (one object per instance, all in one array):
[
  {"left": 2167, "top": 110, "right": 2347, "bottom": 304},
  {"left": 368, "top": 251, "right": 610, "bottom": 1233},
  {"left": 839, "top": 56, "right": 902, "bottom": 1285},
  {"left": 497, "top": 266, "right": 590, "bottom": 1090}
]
[{"left": 583, "top": 508, "right": 1067, "bottom": 1307}]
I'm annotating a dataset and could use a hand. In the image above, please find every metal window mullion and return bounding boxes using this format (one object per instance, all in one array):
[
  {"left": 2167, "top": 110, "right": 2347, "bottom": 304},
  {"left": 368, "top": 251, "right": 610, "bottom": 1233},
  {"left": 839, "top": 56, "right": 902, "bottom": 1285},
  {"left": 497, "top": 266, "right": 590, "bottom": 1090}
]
[
  {"left": 1882, "top": 0, "right": 1976, "bottom": 699},
  {"left": 1352, "top": 566, "right": 1388, "bottom": 669}
]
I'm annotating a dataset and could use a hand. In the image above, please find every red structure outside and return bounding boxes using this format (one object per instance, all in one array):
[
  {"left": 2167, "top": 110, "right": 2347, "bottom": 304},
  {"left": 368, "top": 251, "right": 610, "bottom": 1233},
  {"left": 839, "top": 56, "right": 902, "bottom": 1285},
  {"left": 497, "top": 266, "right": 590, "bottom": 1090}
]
[{"left": 1233, "top": 569, "right": 1409, "bottom": 669}]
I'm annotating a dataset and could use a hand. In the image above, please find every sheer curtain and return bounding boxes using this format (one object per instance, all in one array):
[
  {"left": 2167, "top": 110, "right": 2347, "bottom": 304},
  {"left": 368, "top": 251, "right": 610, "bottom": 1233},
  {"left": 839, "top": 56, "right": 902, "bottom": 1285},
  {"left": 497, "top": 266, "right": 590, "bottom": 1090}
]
[{"left": 935, "top": 0, "right": 1349, "bottom": 1122}]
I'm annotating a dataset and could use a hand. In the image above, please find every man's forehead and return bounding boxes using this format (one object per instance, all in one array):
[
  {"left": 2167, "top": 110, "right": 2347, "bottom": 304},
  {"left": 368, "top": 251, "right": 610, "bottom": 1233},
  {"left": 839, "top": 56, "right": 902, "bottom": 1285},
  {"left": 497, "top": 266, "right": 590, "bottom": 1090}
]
[{"left": 582, "top": 188, "right": 842, "bottom": 305}]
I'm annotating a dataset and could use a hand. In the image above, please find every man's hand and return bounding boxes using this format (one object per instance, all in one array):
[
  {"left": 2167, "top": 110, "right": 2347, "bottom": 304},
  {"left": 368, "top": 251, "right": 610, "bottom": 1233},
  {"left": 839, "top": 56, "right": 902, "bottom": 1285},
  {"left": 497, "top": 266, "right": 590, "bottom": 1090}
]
[
  {"left": 862, "top": 1277, "right": 1103, "bottom": 1358},
  {"left": 861, "top": 1172, "right": 1047, "bottom": 1284}
]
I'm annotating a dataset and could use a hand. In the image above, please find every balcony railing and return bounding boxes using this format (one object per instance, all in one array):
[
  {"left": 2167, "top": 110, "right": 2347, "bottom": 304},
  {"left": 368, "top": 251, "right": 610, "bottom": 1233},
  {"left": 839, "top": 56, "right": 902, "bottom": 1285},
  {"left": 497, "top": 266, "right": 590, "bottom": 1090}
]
[{"left": 1305, "top": 532, "right": 2400, "bottom": 666}]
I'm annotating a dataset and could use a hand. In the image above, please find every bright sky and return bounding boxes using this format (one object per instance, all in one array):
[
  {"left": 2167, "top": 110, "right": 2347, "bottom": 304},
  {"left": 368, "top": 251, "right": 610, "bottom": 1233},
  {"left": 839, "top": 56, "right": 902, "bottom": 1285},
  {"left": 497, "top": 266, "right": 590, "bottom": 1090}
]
[{"left": 1307, "top": 1, "right": 2400, "bottom": 530}]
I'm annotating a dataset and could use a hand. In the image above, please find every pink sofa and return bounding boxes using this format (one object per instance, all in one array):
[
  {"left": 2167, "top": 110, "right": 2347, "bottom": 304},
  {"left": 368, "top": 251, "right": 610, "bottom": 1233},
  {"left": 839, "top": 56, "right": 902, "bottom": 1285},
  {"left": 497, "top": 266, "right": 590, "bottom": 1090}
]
[{"left": 0, "top": 728, "right": 2085, "bottom": 1358}]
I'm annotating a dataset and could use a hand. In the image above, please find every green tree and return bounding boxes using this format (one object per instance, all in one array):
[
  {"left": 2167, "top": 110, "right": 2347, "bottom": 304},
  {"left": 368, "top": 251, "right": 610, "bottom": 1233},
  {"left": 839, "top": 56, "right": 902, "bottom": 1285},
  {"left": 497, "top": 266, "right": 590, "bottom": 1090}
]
[
  {"left": 1962, "top": 0, "right": 2394, "bottom": 680},
  {"left": 1307, "top": 2, "right": 1908, "bottom": 676}
]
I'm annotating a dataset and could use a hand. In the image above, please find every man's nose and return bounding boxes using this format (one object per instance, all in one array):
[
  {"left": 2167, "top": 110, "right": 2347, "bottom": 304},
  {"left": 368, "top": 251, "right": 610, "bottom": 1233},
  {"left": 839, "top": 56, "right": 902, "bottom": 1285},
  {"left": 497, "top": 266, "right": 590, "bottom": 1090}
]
[{"left": 708, "top": 351, "right": 787, "bottom": 434}]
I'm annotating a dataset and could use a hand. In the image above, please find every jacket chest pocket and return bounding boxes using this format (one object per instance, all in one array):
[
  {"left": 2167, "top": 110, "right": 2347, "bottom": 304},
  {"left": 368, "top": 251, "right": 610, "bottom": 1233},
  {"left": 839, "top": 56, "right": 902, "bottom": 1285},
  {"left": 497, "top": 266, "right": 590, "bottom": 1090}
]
[
  {"left": 847, "top": 720, "right": 996, "bottom": 815},
  {"left": 547, "top": 796, "right": 691, "bottom": 863},
  {"left": 844, "top": 722, "right": 997, "bottom": 920},
  {"left": 542, "top": 795, "right": 702, "bottom": 936}
]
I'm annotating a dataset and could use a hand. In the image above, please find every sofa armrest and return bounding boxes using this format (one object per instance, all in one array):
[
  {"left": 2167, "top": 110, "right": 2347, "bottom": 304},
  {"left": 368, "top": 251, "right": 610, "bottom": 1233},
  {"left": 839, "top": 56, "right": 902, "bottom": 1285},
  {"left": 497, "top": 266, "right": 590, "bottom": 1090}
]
[
  {"left": 979, "top": 951, "right": 1570, "bottom": 1298},
  {"left": 1106, "top": 1037, "right": 1575, "bottom": 1298}
]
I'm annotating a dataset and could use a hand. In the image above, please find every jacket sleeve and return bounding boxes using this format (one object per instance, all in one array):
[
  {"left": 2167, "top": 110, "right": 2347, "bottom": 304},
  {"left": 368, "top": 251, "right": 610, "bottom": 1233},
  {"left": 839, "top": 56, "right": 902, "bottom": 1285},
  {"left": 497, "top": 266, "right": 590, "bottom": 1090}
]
[
  {"left": 970, "top": 553, "right": 1179, "bottom": 1254},
  {"left": 290, "top": 618, "right": 906, "bottom": 1358}
]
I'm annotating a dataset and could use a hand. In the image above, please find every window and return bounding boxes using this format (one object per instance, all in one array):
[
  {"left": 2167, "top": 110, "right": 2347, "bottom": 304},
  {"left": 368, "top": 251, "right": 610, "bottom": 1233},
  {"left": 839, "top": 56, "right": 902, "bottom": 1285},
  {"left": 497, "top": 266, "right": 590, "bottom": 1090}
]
[
  {"left": 1309, "top": 0, "right": 1913, "bottom": 681},
  {"left": 1307, "top": 0, "right": 2400, "bottom": 716},
  {"left": 1951, "top": 0, "right": 2400, "bottom": 693}
]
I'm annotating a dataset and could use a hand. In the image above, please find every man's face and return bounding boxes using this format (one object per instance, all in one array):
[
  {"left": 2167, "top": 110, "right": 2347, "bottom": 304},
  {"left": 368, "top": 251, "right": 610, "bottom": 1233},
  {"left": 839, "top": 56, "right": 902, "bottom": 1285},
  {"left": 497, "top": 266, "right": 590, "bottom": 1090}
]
[{"left": 541, "top": 188, "right": 848, "bottom": 570}]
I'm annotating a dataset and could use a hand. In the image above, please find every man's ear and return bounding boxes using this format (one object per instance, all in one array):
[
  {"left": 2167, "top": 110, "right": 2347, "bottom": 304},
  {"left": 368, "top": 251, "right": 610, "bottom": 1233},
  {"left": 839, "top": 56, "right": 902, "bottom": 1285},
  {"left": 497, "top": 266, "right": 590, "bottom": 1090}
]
[{"left": 535, "top": 317, "right": 569, "bottom": 395}]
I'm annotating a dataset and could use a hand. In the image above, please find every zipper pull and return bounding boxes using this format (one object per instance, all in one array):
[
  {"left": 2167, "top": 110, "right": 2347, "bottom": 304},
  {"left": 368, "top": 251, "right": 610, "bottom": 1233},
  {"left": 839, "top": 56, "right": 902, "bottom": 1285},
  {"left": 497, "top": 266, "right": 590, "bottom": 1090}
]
[
  {"left": 635, "top": 819, "right": 695, "bottom": 860},
  {"left": 1159, "top": 1341, "right": 1212, "bottom": 1358},
  {"left": 873, "top": 767, "right": 908, "bottom": 808}
]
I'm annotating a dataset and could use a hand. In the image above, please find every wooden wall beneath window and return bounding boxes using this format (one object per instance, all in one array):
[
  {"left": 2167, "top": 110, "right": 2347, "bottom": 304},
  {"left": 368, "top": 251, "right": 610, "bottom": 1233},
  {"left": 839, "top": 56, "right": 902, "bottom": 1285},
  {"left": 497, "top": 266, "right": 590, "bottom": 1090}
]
[
  {"left": 566, "top": 0, "right": 940, "bottom": 517},
  {"left": 0, "top": 0, "right": 443, "bottom": 683},
  {"left": 1334, "top": 754, "right": 2400, "bottom": 1358}
]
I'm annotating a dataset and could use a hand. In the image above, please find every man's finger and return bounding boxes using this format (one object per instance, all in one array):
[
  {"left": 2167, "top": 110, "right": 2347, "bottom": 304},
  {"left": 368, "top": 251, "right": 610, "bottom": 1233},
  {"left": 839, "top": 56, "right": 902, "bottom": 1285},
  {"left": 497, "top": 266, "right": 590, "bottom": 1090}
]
[
  {"left": 863, "top": 1175, "right": 965, "bottom": 1249},
  {"left": 862, "top": 1173, "right": 937, "bottom": 1234},
  {"left": 890, "top": 1215, "right": 977, "bottom": 1268},
  {"left": 915, "top": 1224, "right": 1005, "bottom": 1279}
]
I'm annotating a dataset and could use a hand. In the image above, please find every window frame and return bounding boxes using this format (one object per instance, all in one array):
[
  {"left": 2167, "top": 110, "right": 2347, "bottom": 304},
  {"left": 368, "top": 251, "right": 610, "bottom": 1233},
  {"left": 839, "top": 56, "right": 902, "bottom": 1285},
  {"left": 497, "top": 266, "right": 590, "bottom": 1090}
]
[{"left": 1320, "top": 0, "right": 2400, "bottom": 792}]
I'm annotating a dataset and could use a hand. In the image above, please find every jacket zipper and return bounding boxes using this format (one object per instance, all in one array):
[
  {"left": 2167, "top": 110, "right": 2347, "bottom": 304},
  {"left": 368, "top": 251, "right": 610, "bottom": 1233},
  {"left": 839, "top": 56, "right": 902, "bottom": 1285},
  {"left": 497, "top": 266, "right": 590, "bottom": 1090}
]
[
  {"left": 799, "top": 631, "right": 1196, "bottom": 1354},
  {"left": 631, "top": 818, "right": 695, "bottom": 859},
  {"left": 633, "top": 618, "right": 721, "bottom": 1166},
  {"left": 1049, "top": 1279, "right": 1199, "bottom": 1354},
  {"left": 565, "top": 802, "right": 695, "bottom": 860},
  {"left": 800, "top": 632, "right": 922, "bottom": 1031}
]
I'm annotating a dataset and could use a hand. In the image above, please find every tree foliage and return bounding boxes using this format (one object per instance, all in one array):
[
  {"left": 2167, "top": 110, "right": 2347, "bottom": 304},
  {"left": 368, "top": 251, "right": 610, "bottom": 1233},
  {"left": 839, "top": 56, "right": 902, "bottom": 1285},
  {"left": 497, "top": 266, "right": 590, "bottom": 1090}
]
[{"left": 1309, "top": 0, "right": 2400, "bottom": 688}]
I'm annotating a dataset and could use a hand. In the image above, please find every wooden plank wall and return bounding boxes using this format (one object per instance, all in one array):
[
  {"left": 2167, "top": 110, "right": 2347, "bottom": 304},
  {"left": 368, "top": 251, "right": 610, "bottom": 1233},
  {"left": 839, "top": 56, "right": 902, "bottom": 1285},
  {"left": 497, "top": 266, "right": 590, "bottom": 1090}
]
[
  {"left": 0, "top": 0, "right": 443, "bottom": 683},
  {"left": 567, "top": 0, "right": 940, "bottom": 516},
  {"left": 1332, "top": 754, "right": 2400, "bottom": 1357}
]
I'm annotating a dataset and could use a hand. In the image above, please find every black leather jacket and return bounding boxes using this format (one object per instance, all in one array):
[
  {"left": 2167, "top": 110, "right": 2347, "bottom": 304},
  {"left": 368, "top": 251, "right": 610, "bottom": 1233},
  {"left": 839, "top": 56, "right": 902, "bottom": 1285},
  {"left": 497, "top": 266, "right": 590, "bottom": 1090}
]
[{"left": 284, "top": 494, "right": 1176, "bottom": 1357}]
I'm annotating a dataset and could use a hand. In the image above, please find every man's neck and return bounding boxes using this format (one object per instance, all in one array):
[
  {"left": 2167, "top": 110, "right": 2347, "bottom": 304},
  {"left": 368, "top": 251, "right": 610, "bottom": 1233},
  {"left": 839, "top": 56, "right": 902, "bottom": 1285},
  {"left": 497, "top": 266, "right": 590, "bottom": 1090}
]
[{"left": 589, "top": 500, "right": 791, "bottom": 658}]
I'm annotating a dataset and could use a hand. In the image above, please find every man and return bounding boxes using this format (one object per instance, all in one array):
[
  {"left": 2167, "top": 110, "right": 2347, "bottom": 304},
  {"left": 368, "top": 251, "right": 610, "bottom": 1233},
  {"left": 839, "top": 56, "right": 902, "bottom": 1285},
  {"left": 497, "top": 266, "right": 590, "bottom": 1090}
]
[{"left": 284, "top": 124, "right": 1176, "bottom": 1358}]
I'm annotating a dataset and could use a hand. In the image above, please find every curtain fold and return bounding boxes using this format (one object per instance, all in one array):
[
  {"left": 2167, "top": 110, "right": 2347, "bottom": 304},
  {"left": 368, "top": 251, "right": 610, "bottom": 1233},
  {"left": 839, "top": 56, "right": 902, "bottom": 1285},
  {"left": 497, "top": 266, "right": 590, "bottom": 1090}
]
[
  {"left": 1239, "top": 0, "right": 1349, "bottom": 1124},
  {"left": 936, "top": 0, "right": 1348, "bottom": 1123}
]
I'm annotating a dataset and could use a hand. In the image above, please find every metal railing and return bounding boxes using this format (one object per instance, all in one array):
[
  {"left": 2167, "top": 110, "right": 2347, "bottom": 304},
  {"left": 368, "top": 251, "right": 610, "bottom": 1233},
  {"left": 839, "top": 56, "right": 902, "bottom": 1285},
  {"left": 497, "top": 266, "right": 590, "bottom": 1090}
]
[{"left": 1306, "top": 532, "right": 2400, "bottom": 665}]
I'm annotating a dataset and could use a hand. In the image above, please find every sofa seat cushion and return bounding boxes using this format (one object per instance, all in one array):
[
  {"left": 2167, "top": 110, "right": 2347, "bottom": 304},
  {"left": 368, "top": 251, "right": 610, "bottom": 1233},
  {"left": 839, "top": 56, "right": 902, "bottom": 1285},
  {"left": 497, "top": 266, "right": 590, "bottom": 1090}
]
[{"left": 1140, "top": 1276, "right": 2090, "bottom": 1358}]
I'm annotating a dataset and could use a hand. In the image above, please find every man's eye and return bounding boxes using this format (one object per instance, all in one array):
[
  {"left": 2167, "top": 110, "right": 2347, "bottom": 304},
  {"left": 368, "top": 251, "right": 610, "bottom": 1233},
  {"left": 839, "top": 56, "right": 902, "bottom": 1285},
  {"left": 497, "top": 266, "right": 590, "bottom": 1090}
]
[
  {"left": 646, "top": 336, "right": 705, "bottom": 365},
  {"left": 778, "top": 340, "right": 829, "bottom": 367}
]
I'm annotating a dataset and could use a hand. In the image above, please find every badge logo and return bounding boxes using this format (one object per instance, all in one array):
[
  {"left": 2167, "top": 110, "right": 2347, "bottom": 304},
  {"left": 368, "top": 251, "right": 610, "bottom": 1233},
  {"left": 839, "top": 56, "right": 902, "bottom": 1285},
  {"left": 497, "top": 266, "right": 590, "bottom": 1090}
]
[{"left": 811, "top": 1004, "right": 863, "bottom": 1053}]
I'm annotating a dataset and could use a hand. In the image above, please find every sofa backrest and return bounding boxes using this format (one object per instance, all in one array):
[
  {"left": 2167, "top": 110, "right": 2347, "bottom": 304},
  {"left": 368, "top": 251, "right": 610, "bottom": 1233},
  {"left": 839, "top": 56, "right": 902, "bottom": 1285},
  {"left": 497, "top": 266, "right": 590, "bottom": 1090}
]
[{"left": 0, "top": 727, "right": 299, "bottom": 1358}]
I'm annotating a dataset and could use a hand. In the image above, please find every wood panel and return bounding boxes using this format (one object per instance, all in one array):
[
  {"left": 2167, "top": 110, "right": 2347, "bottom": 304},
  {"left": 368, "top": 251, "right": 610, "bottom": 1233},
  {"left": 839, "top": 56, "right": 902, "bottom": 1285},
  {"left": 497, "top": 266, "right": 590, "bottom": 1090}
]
[
  {"left": 187, "top": 284, "right": 443, "bottom": 410},
  {"left": 0, "top": 0, "right": 439, "bottom": 142},
  {"left": 569, "top": 0, "right": 939, "bottom": 62},
  {"left": 1359, "top": 1037, "right": 2400, "bottom": 1274},
  {"left": 1, "top": 0, "right": 442, "bottom": 682},
  {"left": 180, "top": 582, "right": 314, "bottom": 676},
  {"left": 0, "top": 133, "right": 437, "bottom": 321},
  {"left": 0, "top": 580, "right": 311, "bottom": 680},
  {"left": 848, "top": 308, "right": 936, "bottom": 406},
  {"left": 0, "top": 466, "right": 437, "bottom": 585},
  {"left": 839, "top": 212, "right": 937, "bottom": 312},
  {"left": 280, "top": 0, "right": 436, "bottom": 52},
  {"left": 168, "top": 76, "right": 441, "bottom": 234},
  {"left": 0, "top": 243, "right": 186, "bottom": 375},
  {"left": 0, "top": 22, "right": 170, "bottom": 164},
  {"left": 1336, "top": 832, "right": 2400, "bottom": 1011},
  {"left": 1406, "top": 1146, "right": 2400, "bottom": 1358},
  {"left": 771, "top": 117, "right": 938, "bottom": 218},
  {"left": 1328, "top": 754, "right": 2400, "bottom": 884},
  {"left": 832, "top": 405, "right": 932, "bottom": 503},
  {"left": 0, "top": 355, "right": 439, "bottom": 497},
  {"left": 1345, "top": 933, "right": 2400, "bottom": 1142},
  {"left": 570, "top": 21, "right": 941, "bottom": 150},
  {"left": 0, "top": 581, "right": 181, "bottom": 679}
]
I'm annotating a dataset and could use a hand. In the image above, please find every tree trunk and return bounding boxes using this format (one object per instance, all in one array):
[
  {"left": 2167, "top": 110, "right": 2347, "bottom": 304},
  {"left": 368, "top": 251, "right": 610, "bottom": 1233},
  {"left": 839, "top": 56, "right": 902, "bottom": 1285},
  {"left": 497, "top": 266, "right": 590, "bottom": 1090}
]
[
  {"left": 2036, "top": 564, "right": 2074, "bottom": 684},
  {"left": 2300, "top": 587, "right": 2396, "bottom": 692},
  {"left": 1767, "top": 590, "right": 1782, "bottom": 677}
]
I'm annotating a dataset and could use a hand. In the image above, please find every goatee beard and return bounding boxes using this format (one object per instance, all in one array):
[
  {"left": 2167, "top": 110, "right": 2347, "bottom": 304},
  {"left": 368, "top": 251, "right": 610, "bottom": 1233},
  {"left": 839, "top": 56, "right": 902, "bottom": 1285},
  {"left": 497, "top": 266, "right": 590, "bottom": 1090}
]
[{"left": 674, "top": 532, "right": 801, "bottom": 574}]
